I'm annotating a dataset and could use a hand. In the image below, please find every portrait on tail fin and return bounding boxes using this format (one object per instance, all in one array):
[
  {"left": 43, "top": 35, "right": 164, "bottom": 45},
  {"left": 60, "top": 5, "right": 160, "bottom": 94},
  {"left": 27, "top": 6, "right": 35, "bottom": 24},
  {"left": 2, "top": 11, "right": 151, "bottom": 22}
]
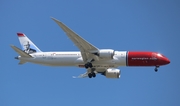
[{"left": 23, "top": 41, "right": 36, "bottom": 54}]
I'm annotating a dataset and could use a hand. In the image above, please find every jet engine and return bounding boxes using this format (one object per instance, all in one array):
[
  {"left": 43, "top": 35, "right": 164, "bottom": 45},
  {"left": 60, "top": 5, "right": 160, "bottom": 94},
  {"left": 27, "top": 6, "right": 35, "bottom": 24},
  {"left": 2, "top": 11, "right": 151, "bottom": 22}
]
[
  {"left": 103, "top": 68, "right": 121, "bottom": 78},
  {"left": 95, "top": 49, "right": 115, "bottom": 59}
]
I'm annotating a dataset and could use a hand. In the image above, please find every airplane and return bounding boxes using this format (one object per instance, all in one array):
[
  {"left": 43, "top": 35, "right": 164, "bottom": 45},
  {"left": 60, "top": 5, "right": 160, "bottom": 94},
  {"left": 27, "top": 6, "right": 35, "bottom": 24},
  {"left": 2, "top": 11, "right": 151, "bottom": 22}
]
[{"left": 10, "top": 18, "right": 170, "bottom": 79}]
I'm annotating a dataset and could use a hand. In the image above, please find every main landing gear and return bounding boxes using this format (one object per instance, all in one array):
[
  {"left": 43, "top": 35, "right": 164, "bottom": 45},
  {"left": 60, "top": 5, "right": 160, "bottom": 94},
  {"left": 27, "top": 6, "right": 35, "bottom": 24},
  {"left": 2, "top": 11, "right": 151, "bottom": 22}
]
[
  {"left": 154, "top": 66, "right": 159, "bottom": 72},
  {"left": 88, "top": 68, "right": 96, "bottom": 78},
  {"left": 85, "top": 62, "right": 93, "bottom": 69},
  {"left": 88, "top": 72, "right": 96, "bottom": 78},
  {"left": 84, "top": 61, "right": 96, "bottom": 78}
]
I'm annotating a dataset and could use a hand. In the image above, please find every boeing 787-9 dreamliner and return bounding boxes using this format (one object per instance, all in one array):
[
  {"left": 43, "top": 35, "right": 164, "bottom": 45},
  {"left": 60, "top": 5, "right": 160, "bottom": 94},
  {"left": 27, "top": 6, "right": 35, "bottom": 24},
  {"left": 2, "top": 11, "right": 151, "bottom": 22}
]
[{"left": 10, "top": 18, "right": 170, "bottom": 78}]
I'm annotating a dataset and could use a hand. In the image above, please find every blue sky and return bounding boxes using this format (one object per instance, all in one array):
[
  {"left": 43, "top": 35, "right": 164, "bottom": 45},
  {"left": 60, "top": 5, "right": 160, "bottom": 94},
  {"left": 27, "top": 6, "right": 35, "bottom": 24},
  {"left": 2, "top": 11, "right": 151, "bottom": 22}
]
[{"left": 1, "top": 0, "right": 179, "bottom": 106}]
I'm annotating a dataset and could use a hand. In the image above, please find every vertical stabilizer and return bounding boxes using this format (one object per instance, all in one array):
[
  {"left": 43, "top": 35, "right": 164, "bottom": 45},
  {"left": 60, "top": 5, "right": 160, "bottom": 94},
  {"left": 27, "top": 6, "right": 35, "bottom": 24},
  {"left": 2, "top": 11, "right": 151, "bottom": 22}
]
[{"left": 17, "top": 33, "right": 42, "bottom": 54}]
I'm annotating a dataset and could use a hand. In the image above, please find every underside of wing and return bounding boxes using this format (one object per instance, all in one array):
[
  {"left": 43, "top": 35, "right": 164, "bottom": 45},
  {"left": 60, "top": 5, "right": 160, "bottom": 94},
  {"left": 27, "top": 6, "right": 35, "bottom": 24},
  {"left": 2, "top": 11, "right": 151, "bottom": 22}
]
[
  {"left": 73, "top": 68, "right": 98, "bottom": 78},
  {"left": 73, "top": 68, "right": 121, "bottom": 79}
]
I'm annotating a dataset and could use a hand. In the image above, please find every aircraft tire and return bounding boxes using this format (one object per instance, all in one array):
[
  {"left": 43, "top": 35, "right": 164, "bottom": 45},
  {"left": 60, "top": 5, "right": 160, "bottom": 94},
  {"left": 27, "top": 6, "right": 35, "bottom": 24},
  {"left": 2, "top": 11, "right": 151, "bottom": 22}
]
[
  {"left": 89, "top": 63, "right": 93, "bottom": 68},
  {"left": 88, "top": 73, "right": 92, "bottom": 78},
  {"left": 92, "top": 73, "right": 96, "bottom": 77},
  {"left": 85, "top": 64, "right": 89, "bottom": 69},
  {"left": 155, "top": 68, "right": 158, "bottom": 72},
  {"left": 85, "top": 62, "right": 93, "bottom": 69}
]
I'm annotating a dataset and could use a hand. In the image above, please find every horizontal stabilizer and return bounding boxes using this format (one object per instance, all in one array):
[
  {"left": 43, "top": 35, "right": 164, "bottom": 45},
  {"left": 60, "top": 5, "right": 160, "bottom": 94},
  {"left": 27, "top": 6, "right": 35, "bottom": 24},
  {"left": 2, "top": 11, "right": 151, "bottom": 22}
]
[
  {"left": 19, "top": 60, "right": 26, "bottom": 65},
  {"left": 10, "top": 45, "right": 32, "bottom": 58}
]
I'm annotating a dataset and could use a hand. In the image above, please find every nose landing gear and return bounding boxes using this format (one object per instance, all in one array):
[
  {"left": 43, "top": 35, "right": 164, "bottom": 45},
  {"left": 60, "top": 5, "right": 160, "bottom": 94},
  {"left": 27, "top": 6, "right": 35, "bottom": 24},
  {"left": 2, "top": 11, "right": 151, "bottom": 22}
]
[{"left": 154, "top": 66, "right": 159, "bottom": 72}]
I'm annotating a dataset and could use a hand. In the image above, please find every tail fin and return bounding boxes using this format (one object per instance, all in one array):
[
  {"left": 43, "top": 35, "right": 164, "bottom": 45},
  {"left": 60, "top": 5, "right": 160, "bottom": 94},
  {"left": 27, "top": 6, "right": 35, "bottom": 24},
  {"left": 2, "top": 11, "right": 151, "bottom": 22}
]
[{"left": 17, "top": 33, "right": 42, "bottom": 54}]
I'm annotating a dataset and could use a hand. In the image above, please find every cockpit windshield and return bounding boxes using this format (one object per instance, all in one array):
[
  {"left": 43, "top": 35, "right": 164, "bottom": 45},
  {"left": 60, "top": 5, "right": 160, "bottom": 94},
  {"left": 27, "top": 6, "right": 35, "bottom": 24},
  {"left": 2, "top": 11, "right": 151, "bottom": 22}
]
[
  {"left": 157, "top": 53, "right": 163, "bottom": 57},
  {"left": 157, "top": 53, "right": 166, "bottom": 57}
]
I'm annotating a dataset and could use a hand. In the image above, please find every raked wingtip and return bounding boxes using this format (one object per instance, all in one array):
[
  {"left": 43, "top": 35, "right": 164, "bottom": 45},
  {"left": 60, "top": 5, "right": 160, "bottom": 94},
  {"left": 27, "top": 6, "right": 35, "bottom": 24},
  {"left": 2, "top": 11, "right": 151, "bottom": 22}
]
[{"left": 51, "top": 17, "right": 59, "bottom": 22}]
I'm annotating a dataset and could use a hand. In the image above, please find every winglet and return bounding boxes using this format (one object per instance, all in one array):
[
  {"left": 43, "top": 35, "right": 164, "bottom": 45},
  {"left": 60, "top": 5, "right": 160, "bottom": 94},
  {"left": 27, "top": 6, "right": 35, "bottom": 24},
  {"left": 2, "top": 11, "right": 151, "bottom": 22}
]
[{"left": 51, "top": 17, "right": 58, "bottom": 22}]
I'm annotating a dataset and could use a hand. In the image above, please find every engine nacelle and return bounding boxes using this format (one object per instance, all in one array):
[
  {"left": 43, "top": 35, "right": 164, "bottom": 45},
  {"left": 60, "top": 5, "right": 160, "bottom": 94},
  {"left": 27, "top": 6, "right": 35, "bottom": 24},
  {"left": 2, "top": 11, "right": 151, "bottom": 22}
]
[
  {"left": 104, "top": 68, "right": 121, "bottom": 78},
  {"left": 97, "top": 49, "right": 115, "bottom": 59}
]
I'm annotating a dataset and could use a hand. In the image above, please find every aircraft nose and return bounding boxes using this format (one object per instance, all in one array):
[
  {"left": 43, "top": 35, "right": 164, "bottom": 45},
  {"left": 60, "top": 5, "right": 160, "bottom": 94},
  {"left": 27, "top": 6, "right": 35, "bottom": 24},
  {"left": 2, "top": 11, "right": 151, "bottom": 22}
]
[
  {"left": 165, "top": 58, "right": 170, "bottom": 64},
  {"left": 156, "top": 53, "right": 170, "bottom": 65},
  {"left": 162, "top": 57, "right": 170, "bottom": 65}
]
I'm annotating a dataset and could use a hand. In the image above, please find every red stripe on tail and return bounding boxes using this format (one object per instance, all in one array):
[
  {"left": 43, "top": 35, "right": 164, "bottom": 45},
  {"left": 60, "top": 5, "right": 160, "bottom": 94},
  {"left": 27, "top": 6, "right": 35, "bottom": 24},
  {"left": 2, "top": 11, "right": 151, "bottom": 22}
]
[{"left": 17, "top": 33, "right": 24, "bottom": 37}]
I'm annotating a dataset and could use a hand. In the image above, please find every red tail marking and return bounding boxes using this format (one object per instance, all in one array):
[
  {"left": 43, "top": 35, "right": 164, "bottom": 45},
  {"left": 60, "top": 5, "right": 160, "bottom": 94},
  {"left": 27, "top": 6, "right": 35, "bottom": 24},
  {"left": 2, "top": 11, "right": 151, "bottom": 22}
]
[{"left": 17, "top": 33, "right": 24, "bottom": 37}]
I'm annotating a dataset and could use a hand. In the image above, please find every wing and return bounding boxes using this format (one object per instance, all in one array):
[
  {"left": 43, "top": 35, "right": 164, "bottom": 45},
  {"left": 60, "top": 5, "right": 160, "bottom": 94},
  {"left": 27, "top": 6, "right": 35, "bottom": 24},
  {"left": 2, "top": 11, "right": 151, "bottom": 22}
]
[
  {"left": 51, "top": 18, "right": 99, "bottom": 62},
  {"left": 72, "top": 72, "right": 89, "bottom": 78},
  {"left": 72, "top": 68, "right": 105, "bottom": 78},
  {"left": 73, "top": 69, "right": 98, "bottom": 78}
]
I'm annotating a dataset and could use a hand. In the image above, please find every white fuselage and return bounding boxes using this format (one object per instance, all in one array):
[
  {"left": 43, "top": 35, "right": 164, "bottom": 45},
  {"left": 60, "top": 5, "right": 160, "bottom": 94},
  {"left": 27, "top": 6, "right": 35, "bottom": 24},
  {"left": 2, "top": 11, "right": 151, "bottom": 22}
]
[{"left": 19, "top": 51, "right": 127, "bottom": 68}]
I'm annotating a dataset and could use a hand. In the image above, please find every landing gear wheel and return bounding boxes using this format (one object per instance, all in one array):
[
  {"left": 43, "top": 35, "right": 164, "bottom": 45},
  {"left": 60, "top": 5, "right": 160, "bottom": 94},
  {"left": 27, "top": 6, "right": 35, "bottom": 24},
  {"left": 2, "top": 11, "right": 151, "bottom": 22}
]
[
  {"left": 88, "top": 73, "right": 92, "bottom": 78},
  {"left": 84, "top": 62, "right": 93, "bottom": 69},
  {"left": 92, "top": 73, "right": 96, "bottom": 78},
  {"left": 89, "top": 63, "right": 93, "bottom": 68},
  {"left": 154, "top": 66, "right": 159, "bottom": 72},
  {"left": 155, "top": 68, "right": 158, "bottom": 72},
  {"left": 85, "top": 64, "right": 89, "bottom": 69}
]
